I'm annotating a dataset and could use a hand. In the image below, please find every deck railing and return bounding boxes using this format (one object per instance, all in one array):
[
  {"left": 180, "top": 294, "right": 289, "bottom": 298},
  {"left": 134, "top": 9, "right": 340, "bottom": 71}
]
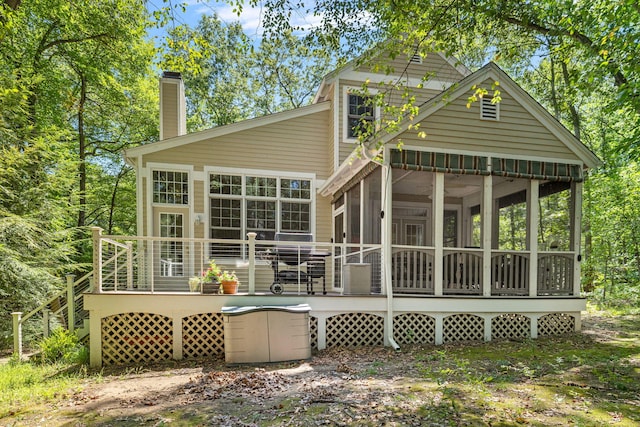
[
  {"left": 12, "top": 272, "right": 93, "bottom": 359},
  {"left": 90, "top": 228, "right": 576, "bottom": 297},
  {"left": 443, "top": 248, "right": 483, "bottom": 295},
  {"left": 391, "top": 245, "right": 434, "bottom": 294}
]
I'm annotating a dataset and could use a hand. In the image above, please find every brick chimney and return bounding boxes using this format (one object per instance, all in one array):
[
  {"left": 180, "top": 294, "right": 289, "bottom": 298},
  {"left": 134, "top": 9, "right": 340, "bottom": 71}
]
[{"left": 159, "top": 71, "right": 186, "bottom": 140}]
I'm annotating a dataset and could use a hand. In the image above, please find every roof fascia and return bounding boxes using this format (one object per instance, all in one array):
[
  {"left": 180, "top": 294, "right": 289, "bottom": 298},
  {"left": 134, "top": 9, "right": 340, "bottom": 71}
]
[{"left": 125, "top": 101, "right": 331, "bottom": 158}]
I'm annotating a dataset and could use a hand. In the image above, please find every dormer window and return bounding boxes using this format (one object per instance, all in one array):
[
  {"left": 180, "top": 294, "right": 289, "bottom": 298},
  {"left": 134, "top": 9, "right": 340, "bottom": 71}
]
[{"left": 347, "top": 93, "right": 375, "bottom": 139}]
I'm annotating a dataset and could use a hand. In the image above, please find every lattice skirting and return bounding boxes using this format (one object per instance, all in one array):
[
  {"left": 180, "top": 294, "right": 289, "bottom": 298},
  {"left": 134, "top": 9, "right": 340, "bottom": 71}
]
[
  {"left": 393, "top": 313, "right": 435, "bottom": 344},
  {"left": 326, "top": 313, "right": 384, "bottom": 348},
  {"left": 97, "top": 310, "right": 580, "bottom": 366},
  {"left": 182, "top": 313, "right": 224, "bottom": 358},
  {"left": 310, "top": 316, "right": 318, "bottom": 350},
  {"left": 102, "top": 312, "right": 173, "bottom": 366},
  {"left": 443, "top": 314, "right": 484, "bottom": 343},
  {"left": 538, "top": 313, "right": 575, "bottom": 336},
  {"left": 492, "top": 313, "right": 530, "bottom": 340}
]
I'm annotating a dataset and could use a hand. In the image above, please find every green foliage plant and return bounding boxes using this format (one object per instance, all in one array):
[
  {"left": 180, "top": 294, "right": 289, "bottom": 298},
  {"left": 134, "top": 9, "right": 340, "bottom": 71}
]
[{"left": 38, "top": 328, "right": 87, "bottom": 365}]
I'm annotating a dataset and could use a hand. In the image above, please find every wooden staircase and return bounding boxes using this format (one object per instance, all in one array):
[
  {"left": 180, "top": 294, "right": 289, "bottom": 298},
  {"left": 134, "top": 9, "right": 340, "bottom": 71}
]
[{"left": 12, "top": 272, "right": 93, "bottom": 357}]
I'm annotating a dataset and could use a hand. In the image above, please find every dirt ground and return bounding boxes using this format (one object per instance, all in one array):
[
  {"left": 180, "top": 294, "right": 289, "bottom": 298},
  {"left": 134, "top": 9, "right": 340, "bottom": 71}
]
[{"left": 4, "top": 313, "right": 640, "bottom": 426}]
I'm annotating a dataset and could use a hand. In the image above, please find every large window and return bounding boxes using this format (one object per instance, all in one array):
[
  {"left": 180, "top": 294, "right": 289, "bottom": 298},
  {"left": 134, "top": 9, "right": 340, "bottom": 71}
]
[
  {"left": 209, "top": 173, "right": 312, "bottom": 256},
  {"left": 153, "top": 170, "right": 188, "bottom": 204}
]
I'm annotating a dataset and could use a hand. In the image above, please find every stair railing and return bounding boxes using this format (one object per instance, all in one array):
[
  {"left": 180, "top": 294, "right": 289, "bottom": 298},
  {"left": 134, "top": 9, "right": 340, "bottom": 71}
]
[{"left": 12, "top": 271, "right": 93, "bottom": 360}]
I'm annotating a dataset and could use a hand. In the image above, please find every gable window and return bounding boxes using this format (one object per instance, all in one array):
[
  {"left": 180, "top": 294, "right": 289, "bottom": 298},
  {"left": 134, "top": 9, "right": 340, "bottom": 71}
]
[
  {"left": 347, "top": 93, "right": 375, "bottom": 139},
  {"left": 480, "top": 97, "right": 499, "bottom": 120},
  {"left": 153, "top": 170, "right": 189, "bottom": 204},
  {"left": 209, "top": 172, "right": 313, "bottom": 257}
]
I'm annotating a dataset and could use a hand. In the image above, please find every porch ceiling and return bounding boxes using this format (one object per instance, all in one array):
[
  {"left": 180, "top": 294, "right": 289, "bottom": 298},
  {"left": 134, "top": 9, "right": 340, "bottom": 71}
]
[{"left": 393, "top": 171, "right": 511, "bottom": 199}]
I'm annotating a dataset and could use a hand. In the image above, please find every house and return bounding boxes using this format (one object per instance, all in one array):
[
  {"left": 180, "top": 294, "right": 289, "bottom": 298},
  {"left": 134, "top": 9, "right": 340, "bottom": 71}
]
[{"left": 78, "top": 46, "right": 600, "bottom": 367}]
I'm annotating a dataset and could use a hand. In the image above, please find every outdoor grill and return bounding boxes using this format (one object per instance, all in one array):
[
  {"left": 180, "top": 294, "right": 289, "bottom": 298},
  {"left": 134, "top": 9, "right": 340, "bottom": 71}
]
[{"left": 266, "top": 232, "right": 330, "bottom": 295}]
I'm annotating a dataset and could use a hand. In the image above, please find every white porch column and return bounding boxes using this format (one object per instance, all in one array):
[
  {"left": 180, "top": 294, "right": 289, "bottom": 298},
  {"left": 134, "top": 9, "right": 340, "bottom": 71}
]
[
  {"left": 247, "top": 232, "right": 257, "bottom": 294},
  {"left": 382, "top": 154, "right": 399, "bottom": 349},
  {"left": 572, "top": 181, "right": 583, "bottom": 296},
  {"left": 433, "top": 173, "right": 445, "bottom": 296},
  {"left": 482, "top": 174, "right": 493, "bottom": 296},
  {"left": 528, "top": 180, "right": 539, "bottom": 297},
  {"left": 382, "top": 159, "right": 393, "bottom": 297}
]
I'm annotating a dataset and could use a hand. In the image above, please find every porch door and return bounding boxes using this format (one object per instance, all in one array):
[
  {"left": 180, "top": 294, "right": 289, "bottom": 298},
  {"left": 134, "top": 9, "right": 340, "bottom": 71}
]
[
  {"left": 391, "top": 219, "right": 427, "bottom": 245},
  {"left": 153, "top": 209, "right": 190, "bottom": 286},
  {"left": 333, "top": 210, "right": 344, "bottom": 289}
]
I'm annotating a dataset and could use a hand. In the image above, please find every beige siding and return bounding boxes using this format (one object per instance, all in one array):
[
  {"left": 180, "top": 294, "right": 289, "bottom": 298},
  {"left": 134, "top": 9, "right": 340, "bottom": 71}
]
[
  {"left": 337, "top": 79, "right": 441, "bottom": 164},
  {"left": 396, "top": 79, "right": 577, "bottom": 161},
  {"left": 146, "top": 111, "right": 330, "bottom": 175},
  {"left": 327, "top": 88, "right": 336, "bottom": 176},
  {"left": 160, "top": 82, "right": 178, "bottom": 140},
  {"left": 193, "top": 180, "right": 205, "bottom": 238},
  {"left": 356, "top": 51, "right": 465, "bottom": 82},
  {"left": 144, "top": 109, "right": 332, "bottom": 243}
]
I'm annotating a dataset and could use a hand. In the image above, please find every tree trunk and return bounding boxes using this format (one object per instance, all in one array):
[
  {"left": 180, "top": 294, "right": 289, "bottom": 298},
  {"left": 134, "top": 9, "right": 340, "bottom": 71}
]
[
  {"left": 77, "top": 74, "right": 87, "bottom": 228},
  {"left": 560, "top": 61, "right": 581, "bottom": 140}
]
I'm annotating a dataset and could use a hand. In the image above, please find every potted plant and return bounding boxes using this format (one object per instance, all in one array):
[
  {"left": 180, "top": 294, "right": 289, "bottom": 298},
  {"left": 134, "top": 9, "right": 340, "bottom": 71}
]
[
  {"left": 190, "top": 260, "right": 221, "bottom": 294},
  {"left": 188, "top": 276, "right": 202, "bottom": 293},
  {"left": 219, "top": 270, "right": 240, "bottom": 294}
]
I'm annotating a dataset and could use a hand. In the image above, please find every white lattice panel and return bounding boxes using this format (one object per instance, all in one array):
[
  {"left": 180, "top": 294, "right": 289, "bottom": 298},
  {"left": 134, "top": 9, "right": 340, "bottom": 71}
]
[
  {"left": 310, "top": 316, "right": 318, "bottom": 350},
  {"left": 443, "top": 314, "right": 484, "bottom": 343},
  {"left": 538, "top": 313, "right": 575, "bottom": 336},
  {"left": 393, "top": 313, "right": 435, "bottom": 344},
  {"left": 102, "top": 312, "right": 173, "bottom": 366},
  {"left": 182, "top": 313, "right": 224, "bottom": 358},
  {"left": 326, "top": 313, "right": 384, "bottom": 348},
  {"left": 491, "top": 314, "right": 530, "bottom": 340}
]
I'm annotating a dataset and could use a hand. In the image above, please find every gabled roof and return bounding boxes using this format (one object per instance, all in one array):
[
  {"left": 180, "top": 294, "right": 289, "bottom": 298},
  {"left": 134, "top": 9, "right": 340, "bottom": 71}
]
[
  {"left": 313, "top": 49, "right": 471, "bottom": 103},
  {"left": 320, "top": 62, "right": 602, "bottom": 196},
  {"left": 384, "top": 62, "right": 601, "bottom": 168},
  {"left": 124, "top": 101, "right": 331, "bottom": 161}
]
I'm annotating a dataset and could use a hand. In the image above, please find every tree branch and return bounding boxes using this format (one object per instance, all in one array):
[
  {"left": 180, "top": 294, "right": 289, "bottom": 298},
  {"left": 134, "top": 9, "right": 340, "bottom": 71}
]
[{"left": 494, "top": 13, "right": 628, "bottom": 88}]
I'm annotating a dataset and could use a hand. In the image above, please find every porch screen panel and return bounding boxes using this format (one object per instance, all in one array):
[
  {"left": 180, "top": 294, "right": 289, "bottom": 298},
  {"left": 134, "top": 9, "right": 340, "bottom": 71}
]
[
  {"left": 491, "top": 158, "right": 583, "bottom": 182},
  {"left": 390, "top": 149, "right": 489, "bottom": 175}
]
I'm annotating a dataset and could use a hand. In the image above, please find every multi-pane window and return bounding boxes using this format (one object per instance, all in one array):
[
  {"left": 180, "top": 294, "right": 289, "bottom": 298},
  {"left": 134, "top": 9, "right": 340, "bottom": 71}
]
[
  {"left": 247, "top": 200, "right": 277, "bottom": 240},
  {"left": 246, "top": 176, "right": 277, "bottom": 197},
  {"left": 347, "top": 93, "right": 375, "bottom": 139},
  {"left": 281, "top": 179, "right": 311, "bottom": 199},
  {"left": 281, "top": 202, "right": 310, "bottom": 232},
  {"left": 210, "top": 174, "right": 241, "bottom": 195},
  {"left": 153, "top": 171, "right": 188, "bottom": 204},
  {"left": 209, "top": 173, "right": 312, "bottom": 257}
]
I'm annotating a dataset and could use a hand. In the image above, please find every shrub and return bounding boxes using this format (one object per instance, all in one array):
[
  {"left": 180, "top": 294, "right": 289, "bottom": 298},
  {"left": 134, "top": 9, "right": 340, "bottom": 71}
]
[{"left": 38, "top": 328, "right": 87, "bottom": 364}]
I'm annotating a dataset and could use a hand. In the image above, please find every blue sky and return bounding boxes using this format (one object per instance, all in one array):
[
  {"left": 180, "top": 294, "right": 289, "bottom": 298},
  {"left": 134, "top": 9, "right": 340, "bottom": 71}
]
[{"left": 146, "top": 0, "right": 322, "bottom": 45}]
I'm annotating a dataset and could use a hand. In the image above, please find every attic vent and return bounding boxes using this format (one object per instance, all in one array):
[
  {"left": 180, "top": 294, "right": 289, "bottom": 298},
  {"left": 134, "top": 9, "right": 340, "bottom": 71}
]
[
  {"left": 409, "top": 53, "right": 423, "bottom": 64},
  {"left": 480, "top": 97, "right": 499, "bottom": 120}
]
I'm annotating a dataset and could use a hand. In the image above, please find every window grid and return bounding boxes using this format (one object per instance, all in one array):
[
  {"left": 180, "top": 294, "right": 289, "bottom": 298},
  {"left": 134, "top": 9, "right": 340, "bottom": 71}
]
[
  {"left": 281, "top": 202, "right": 310, "bottom": 232},
  {"left": 153, "top": 171, "right": 188, "bottom": 205},
  {"left": 347, "top": 94, "right": 375, "bottom": 139},
  {"left": 281, "top": 179, "right": 311, "bottom": 199},
  {"left": 159, "top": 213, "right": 184, "bottom": 276},
  {"left": 209, "top": 173, "right": 312, "bottom": 257},
  {"left": 210, "top": 174, "right": 242, "bottom": 195},
  {"left": 246, "top": 176, "right": 277, "bottom": 197}
]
